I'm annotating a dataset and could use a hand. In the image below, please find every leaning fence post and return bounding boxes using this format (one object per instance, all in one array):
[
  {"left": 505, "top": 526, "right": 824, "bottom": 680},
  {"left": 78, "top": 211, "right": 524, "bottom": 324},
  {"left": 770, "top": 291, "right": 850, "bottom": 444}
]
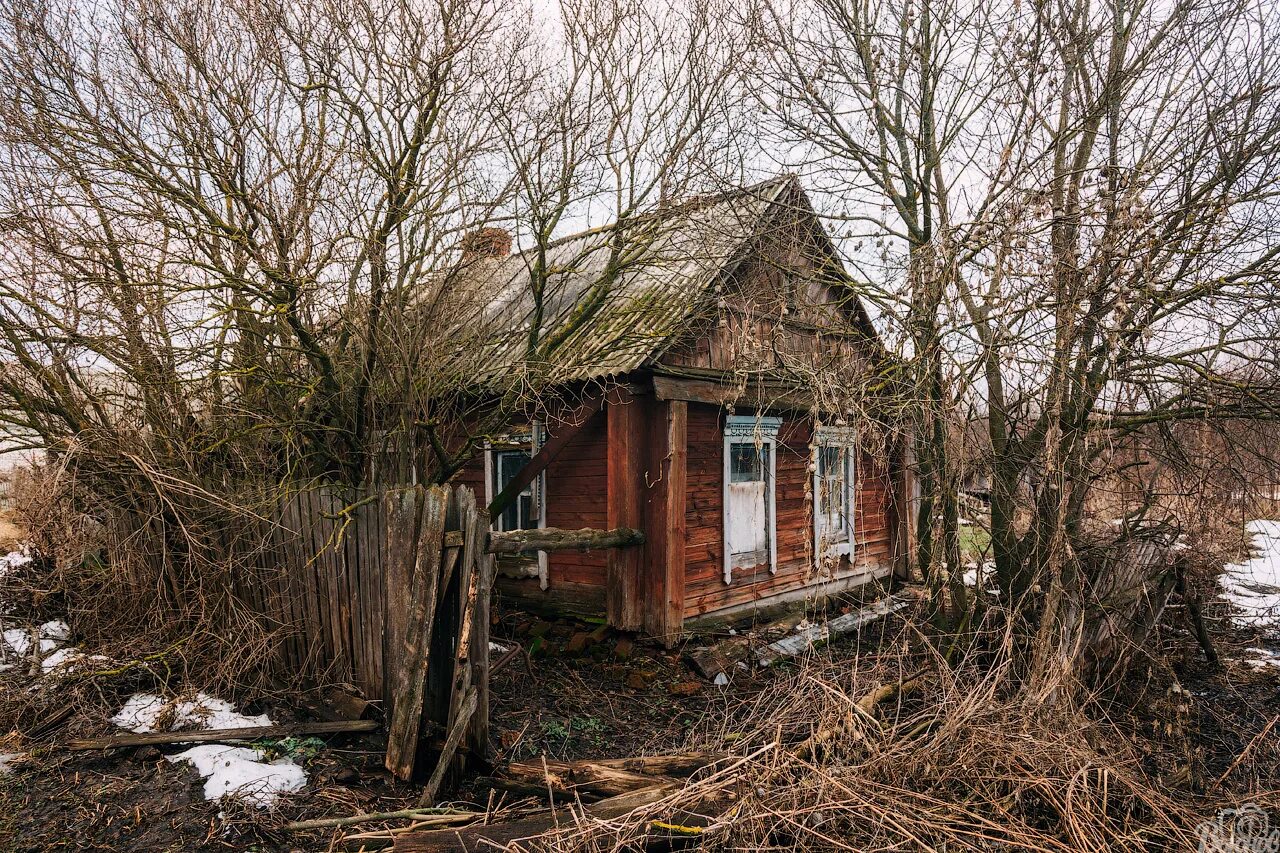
[{"left": 384, "top": 484, "right": 449, "bottom": 781}]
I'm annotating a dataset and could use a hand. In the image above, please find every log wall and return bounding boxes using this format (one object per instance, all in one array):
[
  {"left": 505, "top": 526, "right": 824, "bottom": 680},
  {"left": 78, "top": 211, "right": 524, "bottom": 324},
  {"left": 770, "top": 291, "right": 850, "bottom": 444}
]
[{"left": 682, "top": 402, "right": 893, "bottom": 619}]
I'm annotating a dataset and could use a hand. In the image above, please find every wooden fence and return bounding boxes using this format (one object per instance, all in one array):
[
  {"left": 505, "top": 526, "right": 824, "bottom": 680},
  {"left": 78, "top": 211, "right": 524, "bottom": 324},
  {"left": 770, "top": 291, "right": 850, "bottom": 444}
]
[
  {"left": 209, "top": 483, "right": 493, "bottom": 783},
  {"left": 105, "top": 481, "right": 637, "bottom": 785}
]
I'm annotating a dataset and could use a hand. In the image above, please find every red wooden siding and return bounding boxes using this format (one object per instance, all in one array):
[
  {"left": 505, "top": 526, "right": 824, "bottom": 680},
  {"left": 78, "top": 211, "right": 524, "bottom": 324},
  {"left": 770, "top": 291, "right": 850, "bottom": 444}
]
[
  {"left": 455, "top": 408, "right": 609, "bottom": 615},
  {"left": 682, "top": 402, "right": 893, "bottom": 619}
]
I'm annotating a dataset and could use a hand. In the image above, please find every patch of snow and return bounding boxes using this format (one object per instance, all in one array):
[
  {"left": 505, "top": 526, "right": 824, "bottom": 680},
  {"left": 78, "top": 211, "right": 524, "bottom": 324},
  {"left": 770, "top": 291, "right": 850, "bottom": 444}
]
[
  {"left": 488, "top": 641, "right": 510, "bottom": 654},
  {"left": 166, "top": 745, "right": 306, "bottom": 808},
  {"left": 3, "top": 628, "right": 30, "bottom": 657},
  {"left": 1242, "top": 647, "right": 1280, "bottom": 669},
  {"left": 0, "top": 752, "right": 22, "bottom": 775},
  {"left": 39, "top": 620, "right": 70, "bottom": 641},
  {"left": 112, "top": 692, "right": 272, "bottom": 734},
  {"left": 40, "top": 647, "right": 81, "bottom": 671},
  {"left": 0, "top": 550, "right": 31, "bottom": 575},
  {"left": 1219, "top": 520, "right": 1280, "bottom": 627}
]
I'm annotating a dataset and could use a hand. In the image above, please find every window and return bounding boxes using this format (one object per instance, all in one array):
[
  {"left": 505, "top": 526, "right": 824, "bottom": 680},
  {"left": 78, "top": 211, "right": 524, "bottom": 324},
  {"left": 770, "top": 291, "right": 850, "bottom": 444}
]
[
  {"left": 484, "top": 427, "right": 548, "bottom": 590},
  {"left": 492, "top": 449, "right": 536, "bottom": 532},
  {"left": 723, "top": 415, "right": 781, "bottom": 584},
  {"left": 813, "top": 426, "right": 856, "bottom": 563}
]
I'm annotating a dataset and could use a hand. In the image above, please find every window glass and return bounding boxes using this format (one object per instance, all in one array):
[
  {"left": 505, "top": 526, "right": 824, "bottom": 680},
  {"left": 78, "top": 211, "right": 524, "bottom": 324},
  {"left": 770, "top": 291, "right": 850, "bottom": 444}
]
[
  {"left": 494, "top": 449, "right": 534, "bottom": 532},
  {"left": 729, "top": 442, "right": 769, "bottom": 483},
  {"left": 817, "top": 446, "right": 844, "bottom": 522}
]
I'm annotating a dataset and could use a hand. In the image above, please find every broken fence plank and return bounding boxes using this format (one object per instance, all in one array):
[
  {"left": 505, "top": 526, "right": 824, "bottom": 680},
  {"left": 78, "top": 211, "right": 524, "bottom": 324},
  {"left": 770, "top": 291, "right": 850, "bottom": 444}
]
[
  {"left": 755, "top": 592, "right": 913, "bottom": 668},
  {"left": 419, "top": 687, "right": 477, "bottom": 806},
  {"left": 384, "top": 484, "right": 451, "bottom": 781},
  {"left": 65, "top": 719, "right": 379, "bottom": 751}
]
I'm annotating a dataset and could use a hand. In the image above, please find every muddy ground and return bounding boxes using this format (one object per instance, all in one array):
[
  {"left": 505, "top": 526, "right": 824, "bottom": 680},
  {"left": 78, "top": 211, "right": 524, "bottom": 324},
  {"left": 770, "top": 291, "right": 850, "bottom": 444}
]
[{"left": 0, "top": 600, "right": 1275, "bottom": 852}]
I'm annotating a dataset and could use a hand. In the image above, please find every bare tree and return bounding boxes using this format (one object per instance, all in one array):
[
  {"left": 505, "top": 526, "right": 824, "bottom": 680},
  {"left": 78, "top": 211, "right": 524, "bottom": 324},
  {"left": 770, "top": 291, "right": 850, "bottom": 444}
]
[{"left": 751, "top": 0, "right": 1280, "bottom": 681}]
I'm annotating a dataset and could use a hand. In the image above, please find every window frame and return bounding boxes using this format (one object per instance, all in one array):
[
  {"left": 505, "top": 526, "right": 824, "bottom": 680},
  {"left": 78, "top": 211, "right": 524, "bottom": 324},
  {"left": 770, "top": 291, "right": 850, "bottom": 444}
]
[
  {"left": 483, "top": 424, "right": 549, "bottom": 588},
  {"left": 722, "top": 415, "right": 781, "bottom": 584},
  {"left": 813, "top": 425, "right": 857, "bottom": 564}
]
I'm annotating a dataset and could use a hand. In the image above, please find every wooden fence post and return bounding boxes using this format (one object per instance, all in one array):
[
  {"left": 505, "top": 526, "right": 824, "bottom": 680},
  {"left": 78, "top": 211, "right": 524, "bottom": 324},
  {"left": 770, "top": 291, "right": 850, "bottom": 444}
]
[{"left": 384, "top": 484, "right": 450, "bottom": 780}]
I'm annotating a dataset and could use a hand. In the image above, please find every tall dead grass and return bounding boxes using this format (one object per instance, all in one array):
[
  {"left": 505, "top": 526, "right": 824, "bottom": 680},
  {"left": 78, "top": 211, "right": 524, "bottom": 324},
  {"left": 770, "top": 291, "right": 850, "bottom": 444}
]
[
  {"left": 533, "top": 618, "right": 1265, "bottom": 852},
  {"left": 0, "top": 463, "right": 284, "bottom": 701}
]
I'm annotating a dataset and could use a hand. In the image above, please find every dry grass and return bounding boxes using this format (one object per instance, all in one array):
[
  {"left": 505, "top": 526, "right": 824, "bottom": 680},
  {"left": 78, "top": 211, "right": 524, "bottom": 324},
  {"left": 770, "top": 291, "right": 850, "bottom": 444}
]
[{"left": 518, "top": 614, "right": 1274, "bottom": 852}]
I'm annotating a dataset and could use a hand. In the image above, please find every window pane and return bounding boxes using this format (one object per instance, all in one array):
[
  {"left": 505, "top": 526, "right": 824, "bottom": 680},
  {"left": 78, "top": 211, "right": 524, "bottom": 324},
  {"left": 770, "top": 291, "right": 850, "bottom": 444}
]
[
  {"left": 729, "top": 442, "right": 767, "bottom": 482},
  {"left": 819, "top": 446, "right": 841, "bottom": 478},
  {"left": 817, "top": 445, "right": 847, "bottom": 532},
  {"left": 494, "top": 450, "right": 534, "bottom": 532}
]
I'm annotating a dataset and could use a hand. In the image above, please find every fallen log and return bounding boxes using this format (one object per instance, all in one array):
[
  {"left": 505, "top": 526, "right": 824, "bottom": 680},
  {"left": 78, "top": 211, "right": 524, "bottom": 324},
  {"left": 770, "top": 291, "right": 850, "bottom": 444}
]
[
  {"left": 487, "top": 526, "right": 644, "bottom": 554},
  {"left": 64, "top": 719, "right": 379, "bottom": 750},
  {"left": 487, "top": 758, "right": 677, "bottom": 800},
  {"left": 284, "top": 807, "right": 475, "bottom": 832},
  {"left": 592, "top": 753, "right": 726, "bottom": 777},
  {"left": 394, "top": 782, "right": 679, "bottom": 852}
]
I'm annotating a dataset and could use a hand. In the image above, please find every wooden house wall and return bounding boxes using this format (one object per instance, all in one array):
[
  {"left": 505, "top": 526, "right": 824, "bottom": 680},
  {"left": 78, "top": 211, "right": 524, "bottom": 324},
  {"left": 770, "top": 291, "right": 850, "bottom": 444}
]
[
  {"left": 659, "top": 229, "right": 874, "bottom": 378},
  {"left": 455, "top": 409, "right": 609, "bottom": 616},
  {"left": 682, "top": 402, "right": 893, "bottom": 619}
]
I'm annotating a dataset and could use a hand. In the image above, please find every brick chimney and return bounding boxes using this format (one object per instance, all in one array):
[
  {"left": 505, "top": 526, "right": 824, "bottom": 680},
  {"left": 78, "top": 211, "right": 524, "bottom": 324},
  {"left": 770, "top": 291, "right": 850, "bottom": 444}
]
[{"left": 460, "top": 227, "right": 512, "bottom": 262}]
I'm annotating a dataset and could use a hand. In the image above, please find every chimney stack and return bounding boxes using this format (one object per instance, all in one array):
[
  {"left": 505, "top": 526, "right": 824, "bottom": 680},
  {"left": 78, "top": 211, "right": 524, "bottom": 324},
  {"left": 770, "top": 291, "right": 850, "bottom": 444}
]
[{"left": 460, "top": 227, "right": 512, "bottom": 263}]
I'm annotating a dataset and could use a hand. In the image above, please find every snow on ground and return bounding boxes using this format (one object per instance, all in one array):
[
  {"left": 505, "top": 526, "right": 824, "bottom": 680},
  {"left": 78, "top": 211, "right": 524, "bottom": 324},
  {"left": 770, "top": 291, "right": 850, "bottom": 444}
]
[
  {"left": 112, "top": 692, "right": 307, "bottom": 808},
  {"left": 111, "top": 692, "right": 272, "bottom": 734},
  {"left": 2, "top": 628, "right": 30, "bottom": 657},
  {"left": 1219, "top": 520, "right": 1280, "bottom": 627},
  {"left": 0, "top": 550, "right": 31, "bottom": 575},
  {"left": 1242, "top": 647, "right": 1280, "bottom": 669},
  {"left": 165, "top": 745, "right": 306, "bottom": 808}
]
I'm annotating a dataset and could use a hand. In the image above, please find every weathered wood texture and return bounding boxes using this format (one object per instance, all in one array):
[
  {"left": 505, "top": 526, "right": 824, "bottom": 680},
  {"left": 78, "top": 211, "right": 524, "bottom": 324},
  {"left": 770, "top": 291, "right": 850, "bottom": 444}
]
[
  {"left": 383, "top": 485, "right": 450, "bottom": 780},
  {"left": 682, "top": 402, "right": 893, "bottom": 618},
  {"left": 657, "top": 224, "right": 880, "bottom": 377},
  {"left": 606, "top": 391, "right": 646, "bottom": 630},
  {"left": 488, "top": 526, "right": 644, "bottom": 554},
  {"left": 144, "top": 484, "right": 495, "bottom": 784},
  {"left": 643, "top": 398, "right": 687, "bottom": 643}
]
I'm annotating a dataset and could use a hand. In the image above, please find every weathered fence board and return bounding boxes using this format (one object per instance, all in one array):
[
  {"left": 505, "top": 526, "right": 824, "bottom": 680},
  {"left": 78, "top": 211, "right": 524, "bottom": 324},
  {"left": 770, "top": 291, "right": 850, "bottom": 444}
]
[{"left": 104, "top": 483, "right": 495, "bottom": 786}]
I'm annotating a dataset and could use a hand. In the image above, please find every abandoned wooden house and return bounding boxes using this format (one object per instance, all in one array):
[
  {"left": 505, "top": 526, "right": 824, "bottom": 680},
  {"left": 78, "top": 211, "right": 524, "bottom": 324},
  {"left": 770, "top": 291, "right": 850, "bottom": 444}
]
[{"left": 449, "top": 177, "right": 912, "bottom": 642}]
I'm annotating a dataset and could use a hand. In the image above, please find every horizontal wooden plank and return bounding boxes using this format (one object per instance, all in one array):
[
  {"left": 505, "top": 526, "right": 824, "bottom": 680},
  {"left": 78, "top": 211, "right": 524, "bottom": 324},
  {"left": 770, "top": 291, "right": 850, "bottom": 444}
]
[{"left": 65, "top": 719, "right": 379, "bottom": 750}]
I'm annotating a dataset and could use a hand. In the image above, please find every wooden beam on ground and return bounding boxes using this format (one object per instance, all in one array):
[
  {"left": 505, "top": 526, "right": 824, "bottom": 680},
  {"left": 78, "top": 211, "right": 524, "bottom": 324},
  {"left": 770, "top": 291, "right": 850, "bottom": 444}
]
[
  {"left": 755, "top": 591, "right": 913, "bottom": 667},
  {"left": 65, "top": 719, "right": 379, "bottom": 750},
  {"left": 607, "top": 390, "right": 646, "bottom": 631},
  {"left": 592, "top": 752, "right": 727, "bottom": 777},
  {"left": 486, "top": 758, "right": 678, "bottom": 800},
  {"left": 684, "top": 635, "right": 751, "bottom": 681},
  {"left": 486, "top": 392, "right": 606, "bottom": 519},
  {"left": 643, "top": 399, "right": 686, "bottom": 645},
  {"left": 487, "top": 526, "right": 644, "bottom": 554}
]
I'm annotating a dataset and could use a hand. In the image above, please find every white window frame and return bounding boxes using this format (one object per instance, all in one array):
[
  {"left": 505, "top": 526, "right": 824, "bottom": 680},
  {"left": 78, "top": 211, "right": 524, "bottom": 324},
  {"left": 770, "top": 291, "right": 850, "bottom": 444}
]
[
  {"left": 483, "top": 423, "right": 549, "bottom": 589},
  {"left": 722, "top": 415, "right": 781, "bottom": 584},
  {"left": 812, "top": 425, "right": 857, "bottom": 564}
]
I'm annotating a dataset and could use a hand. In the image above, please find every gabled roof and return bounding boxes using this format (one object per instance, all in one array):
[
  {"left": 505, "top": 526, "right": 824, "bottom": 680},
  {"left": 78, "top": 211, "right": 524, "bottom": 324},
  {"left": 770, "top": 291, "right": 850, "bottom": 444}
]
[{"left": 453, "top": 176, "right": 878, "bottom": 385}]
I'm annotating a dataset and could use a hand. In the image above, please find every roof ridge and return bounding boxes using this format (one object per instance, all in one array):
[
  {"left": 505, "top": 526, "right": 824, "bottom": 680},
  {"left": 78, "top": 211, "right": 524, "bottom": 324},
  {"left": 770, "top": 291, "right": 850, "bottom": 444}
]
[{"left": 515, "top": 174, "right": 796, "bottom": 255}]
